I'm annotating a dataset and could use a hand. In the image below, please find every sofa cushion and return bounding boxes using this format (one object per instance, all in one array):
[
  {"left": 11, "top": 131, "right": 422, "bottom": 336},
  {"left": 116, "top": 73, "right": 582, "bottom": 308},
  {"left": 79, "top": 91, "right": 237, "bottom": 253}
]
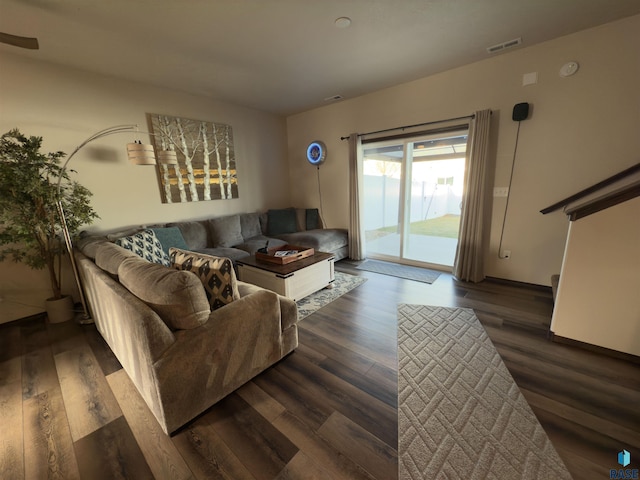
[
  {"left": 267, "top": 208, "right": 297, "bottom": 235},
  {"left": 259, "top": 212, "right": 268, "bottom": 234},
  {"left": 168, "top": 221, "right": 208, "bottom": 249},
  {"left": 275, "top": 228, "right": 348, "bottom": 253},
  {"left": 306, "top": 208, "right": 321, "bottom": 230},
  {"left": 76, "top": 234, "right": 109, "bottom": 259},
  {"left": 193, "top": 247, "right": 251, "bottom": 262},
  {"left": 106, "top": 227, "right": 143, "bottom": 241},
  {"left": 95, "top": 242, "right": 139, "bottom": 276},
  {"left": 169, "top": 248, "right": 240, "bottom": 310},
  {"left": 208, "top": 215, "right": 243, "bottom": 248},
  {"left": 240, "top": 213, "right": 262, "bottom": 240},
  {"left": 151, "top": 227, "right": 189, "bottom": 255},
  {"left": 118, "top": 255, "right": 210, "bottom": 330},
  {"left": 295, "top": 208, "right": 307, "bottom": 231},
  {"left": 114, "top": 229, "right": 171, "bottom": 267},
  {"left": 235, "top": 235, "right": 287, "bottom": 255}
]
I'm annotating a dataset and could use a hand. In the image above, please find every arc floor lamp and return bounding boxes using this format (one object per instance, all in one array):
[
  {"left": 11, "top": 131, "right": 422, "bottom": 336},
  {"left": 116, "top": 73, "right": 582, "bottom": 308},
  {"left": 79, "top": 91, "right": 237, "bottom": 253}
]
[{"left": 56, "top": 124, "right": 177, "bottom": 324}]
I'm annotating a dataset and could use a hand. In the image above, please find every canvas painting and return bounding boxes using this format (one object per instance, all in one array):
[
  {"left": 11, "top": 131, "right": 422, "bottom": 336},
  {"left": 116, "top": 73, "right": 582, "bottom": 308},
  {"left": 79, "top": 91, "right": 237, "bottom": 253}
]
[{"left": 148, "top": 113, "right": 238, "bottom": 203}]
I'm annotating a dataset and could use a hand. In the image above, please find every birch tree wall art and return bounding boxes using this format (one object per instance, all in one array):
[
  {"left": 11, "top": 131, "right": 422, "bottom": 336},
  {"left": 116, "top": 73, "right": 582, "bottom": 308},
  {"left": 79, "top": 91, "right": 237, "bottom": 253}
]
[{"left": 148, "top": 114, "right": 239, "bottom": 203}]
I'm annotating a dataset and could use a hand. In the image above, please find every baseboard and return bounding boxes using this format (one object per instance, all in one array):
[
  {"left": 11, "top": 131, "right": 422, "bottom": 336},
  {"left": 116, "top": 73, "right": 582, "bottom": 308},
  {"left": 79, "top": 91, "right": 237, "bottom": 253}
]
[
  {"left": 484, "top": 276, "right": 553, "bottom": 294},
  {"left": 1, "top": 311, "right": 47, "bottom": 327},
  {"left": 549, "top": 333, "right": 640, "bottom": 364}
]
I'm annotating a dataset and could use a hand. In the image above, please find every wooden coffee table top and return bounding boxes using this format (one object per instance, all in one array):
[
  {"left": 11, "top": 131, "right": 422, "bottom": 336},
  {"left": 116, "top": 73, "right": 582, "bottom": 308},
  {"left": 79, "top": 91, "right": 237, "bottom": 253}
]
[{"left": 237, "top": 251, "right": 334, "bottom": 276}]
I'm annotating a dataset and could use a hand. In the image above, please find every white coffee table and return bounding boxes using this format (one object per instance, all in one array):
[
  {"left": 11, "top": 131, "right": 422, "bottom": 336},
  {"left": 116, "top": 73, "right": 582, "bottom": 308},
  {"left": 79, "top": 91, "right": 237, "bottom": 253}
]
[{"left": 236, "top": 252, "right": 335, "bottom": 301}]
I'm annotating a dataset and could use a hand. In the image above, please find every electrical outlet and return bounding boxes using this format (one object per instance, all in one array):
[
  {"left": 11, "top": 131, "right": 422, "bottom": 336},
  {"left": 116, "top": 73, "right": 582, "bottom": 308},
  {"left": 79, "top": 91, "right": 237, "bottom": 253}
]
[
  {"left": 493, "top": 187, "right": 509, "bottom": 197},
  {"left": 501, "top": 250, "right": 511, "bottom": 259}
]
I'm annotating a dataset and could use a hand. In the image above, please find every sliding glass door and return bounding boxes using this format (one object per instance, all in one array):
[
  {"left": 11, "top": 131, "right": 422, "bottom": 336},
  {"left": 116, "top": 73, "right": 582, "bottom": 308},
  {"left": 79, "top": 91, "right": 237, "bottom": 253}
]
[{"left": 362, "top": 130, "right": 468, "bottom": 268}]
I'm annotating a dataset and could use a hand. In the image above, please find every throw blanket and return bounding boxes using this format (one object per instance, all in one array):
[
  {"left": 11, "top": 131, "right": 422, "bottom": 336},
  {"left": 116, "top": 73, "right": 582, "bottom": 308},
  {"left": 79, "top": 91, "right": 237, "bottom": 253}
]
[{"left": 398, "top": 305, "right": 571, "bottom": 479}]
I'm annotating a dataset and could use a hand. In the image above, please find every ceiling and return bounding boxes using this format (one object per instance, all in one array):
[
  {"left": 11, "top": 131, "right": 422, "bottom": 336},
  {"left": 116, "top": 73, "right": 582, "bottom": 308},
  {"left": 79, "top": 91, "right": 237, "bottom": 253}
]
[{"left": 1, "top": 0, "right": 639, "bottom": 116}]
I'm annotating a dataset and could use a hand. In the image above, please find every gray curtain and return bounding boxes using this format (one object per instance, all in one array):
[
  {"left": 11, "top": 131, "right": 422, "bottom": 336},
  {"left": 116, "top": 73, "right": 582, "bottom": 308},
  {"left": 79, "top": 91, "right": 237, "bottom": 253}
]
[
  {"left": 453, "top": 109, "right": 492, "bottom": 282},
  {"left": 348, "top": 133, "right": 365, "bottom": 260}
]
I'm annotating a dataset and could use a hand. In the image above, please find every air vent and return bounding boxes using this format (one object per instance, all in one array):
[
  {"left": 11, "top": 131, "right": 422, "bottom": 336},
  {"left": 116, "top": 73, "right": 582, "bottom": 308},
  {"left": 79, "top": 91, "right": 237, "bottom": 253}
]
[
  {"left": 487, "top": 37, "right": 522, "bottom": 54},
  {"left": 324, "top": 94, "right": 343, "bottom": 102}
]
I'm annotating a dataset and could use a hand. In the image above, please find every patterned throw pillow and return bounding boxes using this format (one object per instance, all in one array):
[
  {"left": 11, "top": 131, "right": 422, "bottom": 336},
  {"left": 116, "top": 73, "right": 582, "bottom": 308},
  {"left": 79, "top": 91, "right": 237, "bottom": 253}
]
[
  {"left": 114, "top": 229, "right": 171, "bottom": 266},
  {"left": 169, "top": 247, "right": 240, "bottom": 310}
]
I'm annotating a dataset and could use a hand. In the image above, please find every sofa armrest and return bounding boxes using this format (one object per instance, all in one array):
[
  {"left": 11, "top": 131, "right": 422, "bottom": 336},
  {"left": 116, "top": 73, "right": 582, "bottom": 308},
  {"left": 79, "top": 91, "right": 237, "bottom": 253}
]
[
  {"left": 237, "top": 281, "right": 297, "bottom": 330},
  {"left": 152, "top": 289, "right": 287, "bottom": 432},
  {"left": 158, "top": 289, "right": 283, "bottom": 366},
  {"left": 237, "top": 280, "right": 264, "bottom": 298}
]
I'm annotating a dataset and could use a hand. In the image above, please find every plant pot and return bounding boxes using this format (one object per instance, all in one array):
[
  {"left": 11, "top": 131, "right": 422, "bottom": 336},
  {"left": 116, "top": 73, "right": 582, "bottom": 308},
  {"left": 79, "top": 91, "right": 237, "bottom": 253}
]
[{"left": 45, "top": 295, "right": 75, "bottom": 324}]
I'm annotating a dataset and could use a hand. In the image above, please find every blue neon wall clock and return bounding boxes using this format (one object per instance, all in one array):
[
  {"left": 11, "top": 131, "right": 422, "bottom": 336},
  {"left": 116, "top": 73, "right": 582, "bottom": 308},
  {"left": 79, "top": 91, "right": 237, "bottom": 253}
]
[{"left": 306, "top": 141, "right": 326, "bottom": 166}]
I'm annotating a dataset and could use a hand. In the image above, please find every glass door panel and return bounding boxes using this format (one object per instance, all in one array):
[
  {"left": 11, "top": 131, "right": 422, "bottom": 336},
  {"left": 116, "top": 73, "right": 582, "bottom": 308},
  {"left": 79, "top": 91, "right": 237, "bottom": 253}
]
[
  {"left": 362, "top": 141, "right": 403, "bottom": 259},
  {"left": 403, "top": 156, "right": 465, "bottom": 266},
  {"left": 363, "top": 130, "right": 468, "bottom": 268}
]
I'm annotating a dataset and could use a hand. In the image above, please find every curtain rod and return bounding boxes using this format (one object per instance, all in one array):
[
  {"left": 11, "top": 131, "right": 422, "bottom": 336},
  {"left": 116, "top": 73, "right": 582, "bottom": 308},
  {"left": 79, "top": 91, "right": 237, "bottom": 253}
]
[{"left": 340, "top": 113, "right": 476, "bottom": 141}]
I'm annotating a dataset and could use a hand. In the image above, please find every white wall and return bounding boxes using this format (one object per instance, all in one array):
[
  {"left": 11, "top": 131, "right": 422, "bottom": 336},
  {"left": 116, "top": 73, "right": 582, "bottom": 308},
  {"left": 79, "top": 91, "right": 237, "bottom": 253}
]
[
  {"left": 286, "top": 15, "right": 640, "bottom": 286},
  {"left": 2, "top": 15, "right": 639, "bottom": 322},
  {"left": 0, "top": 52, "right": 291, "bottom": 323},
  {"left": 550, "top": 196, "right": 640, "bottom": 356}
]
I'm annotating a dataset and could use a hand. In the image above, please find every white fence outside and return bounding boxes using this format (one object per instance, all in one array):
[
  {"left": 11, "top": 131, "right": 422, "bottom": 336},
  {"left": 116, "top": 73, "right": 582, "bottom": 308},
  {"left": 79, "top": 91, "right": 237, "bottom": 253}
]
[{"left": 364, "top": 175, "right": 462, "bottom": 230}]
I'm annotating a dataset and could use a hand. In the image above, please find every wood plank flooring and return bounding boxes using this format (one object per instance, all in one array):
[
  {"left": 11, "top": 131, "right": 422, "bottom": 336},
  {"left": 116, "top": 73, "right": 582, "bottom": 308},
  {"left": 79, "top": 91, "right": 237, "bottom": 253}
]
[{"left": 1, "top": 260, "right": 638, "bottom": 479}]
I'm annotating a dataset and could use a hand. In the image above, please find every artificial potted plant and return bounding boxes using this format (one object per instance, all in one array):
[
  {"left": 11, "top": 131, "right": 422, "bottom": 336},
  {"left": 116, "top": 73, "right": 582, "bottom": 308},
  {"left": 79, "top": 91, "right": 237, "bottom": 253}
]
[{"left": 0, "top": 129, "right": 98, "bottom": 322}]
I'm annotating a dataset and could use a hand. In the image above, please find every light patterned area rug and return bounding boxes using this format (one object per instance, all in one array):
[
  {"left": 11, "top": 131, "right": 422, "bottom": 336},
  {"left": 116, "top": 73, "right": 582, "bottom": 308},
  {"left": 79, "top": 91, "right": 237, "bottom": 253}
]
[
  {"left": 398, "top": 305, "right": 571, "bottom": 479},
  {"left": 357, "top": 260, "right": 441, "bottom": 284},
  {"left": 296, "top": 271, "right": 366, "bottom": 320}
]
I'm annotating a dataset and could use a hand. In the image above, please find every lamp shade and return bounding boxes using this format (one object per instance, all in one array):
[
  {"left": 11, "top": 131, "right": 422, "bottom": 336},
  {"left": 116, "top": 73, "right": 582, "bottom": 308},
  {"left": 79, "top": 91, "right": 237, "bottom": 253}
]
[
  {"left": 157, "top": 150, "right": 178, "bottom": 165},
  {"left": 127, "top": 142, "right": 156, "bottom": 165}
]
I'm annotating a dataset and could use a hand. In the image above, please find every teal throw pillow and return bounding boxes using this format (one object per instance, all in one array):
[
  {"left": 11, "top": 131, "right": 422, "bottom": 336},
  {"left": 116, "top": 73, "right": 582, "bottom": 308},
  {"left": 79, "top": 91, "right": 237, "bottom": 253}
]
[
  {"left": 151, "top": 227, "right": 189, "bottom": 255},
  {"left": 268, "top": 208, "right": 298, "bottom": 236},
  {"left": 306, "top": 208, "right": 320, "bottom": 230}
]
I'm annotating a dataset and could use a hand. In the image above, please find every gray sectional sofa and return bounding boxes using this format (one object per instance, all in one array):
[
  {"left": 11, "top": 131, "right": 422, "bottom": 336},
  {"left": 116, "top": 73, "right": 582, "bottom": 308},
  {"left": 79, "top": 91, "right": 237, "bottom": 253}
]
[
  {"left": 72, "top": 207, "right": 348, "bottom": 434},
  {"left": 76, "top": 239, "right": 298, "bottom": 435},
  {"left": 166, "top": 208, "right": 348, "bottom": 262}
]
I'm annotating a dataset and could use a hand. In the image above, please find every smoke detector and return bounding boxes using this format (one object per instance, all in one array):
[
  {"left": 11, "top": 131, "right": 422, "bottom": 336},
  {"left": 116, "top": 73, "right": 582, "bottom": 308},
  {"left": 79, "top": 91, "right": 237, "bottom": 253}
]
[
  {"left": 487, "top": 37, "right": 522, "bottom": 54},
  {"left": 559, "top": 61, "right": 579, "bottom": 77}
]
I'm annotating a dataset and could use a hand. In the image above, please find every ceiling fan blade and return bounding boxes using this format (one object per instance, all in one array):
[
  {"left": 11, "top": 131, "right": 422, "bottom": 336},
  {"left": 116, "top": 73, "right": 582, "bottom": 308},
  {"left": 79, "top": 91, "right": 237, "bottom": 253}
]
[{"left": 0, "top": 32, "right": 39, "bottom": 49}]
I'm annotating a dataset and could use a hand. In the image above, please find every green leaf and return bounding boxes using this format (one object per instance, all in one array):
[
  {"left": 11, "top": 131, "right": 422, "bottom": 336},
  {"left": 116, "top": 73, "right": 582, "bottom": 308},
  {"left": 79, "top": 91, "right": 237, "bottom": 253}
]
[{"left": 0, "top": 129, "right": 99, "bottom": 298}]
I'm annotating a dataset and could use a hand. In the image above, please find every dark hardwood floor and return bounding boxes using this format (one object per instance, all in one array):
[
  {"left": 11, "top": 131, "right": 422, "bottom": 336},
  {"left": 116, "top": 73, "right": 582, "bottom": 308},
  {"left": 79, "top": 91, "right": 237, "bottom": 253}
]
[{"left": 1, "top": 260, "right": 638, "bottom": 479}]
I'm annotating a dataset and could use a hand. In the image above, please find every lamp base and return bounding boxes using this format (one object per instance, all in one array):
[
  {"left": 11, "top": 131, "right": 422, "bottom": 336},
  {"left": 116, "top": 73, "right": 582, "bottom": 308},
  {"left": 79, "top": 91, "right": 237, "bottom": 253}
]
[
  {"left": 75, "top": 311, "right": 94, "bottom": 325},
  {"left": 72, "top": 302, "right": 94, "bottom": 325}
]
